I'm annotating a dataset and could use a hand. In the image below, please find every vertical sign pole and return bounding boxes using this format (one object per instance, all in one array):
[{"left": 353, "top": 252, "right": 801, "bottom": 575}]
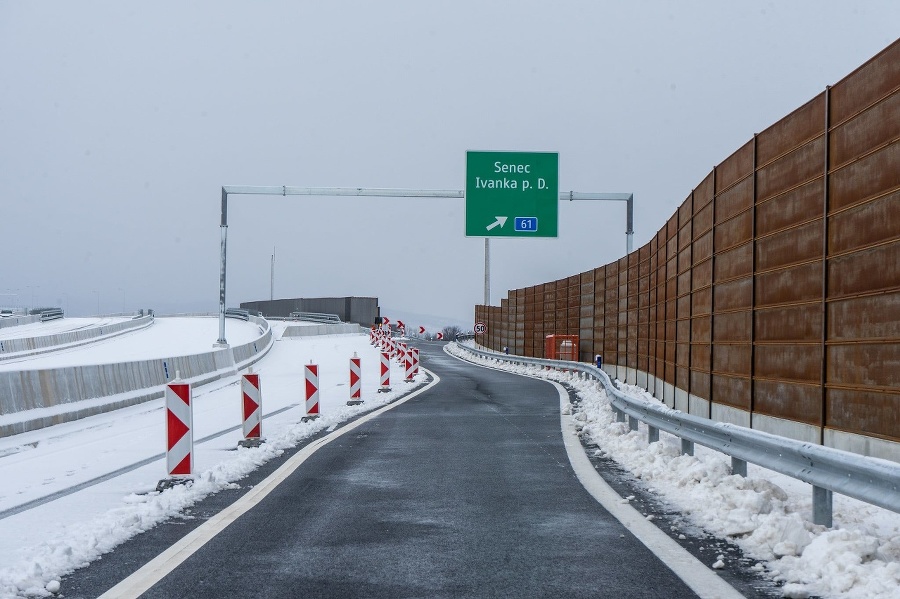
[
  {"left": 216, "top": 188, "right": 229, "bottom": 347},
  {"left": 484, "top": 238, "right": 491, "bottom": 306}
]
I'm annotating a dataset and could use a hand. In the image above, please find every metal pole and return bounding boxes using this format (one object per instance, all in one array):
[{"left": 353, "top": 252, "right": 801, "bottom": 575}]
[
  {"left": 270, "top": 246, "right": 275, "bottom": 301},
  {"left": 626, "top": 195, "right": 634, "bottom": 254},
  {"left": 484, "top": 238, "right": 490, "bottom": 305},
  {"left": 216, "top": 188, "right": 229, "bottom": 347}
]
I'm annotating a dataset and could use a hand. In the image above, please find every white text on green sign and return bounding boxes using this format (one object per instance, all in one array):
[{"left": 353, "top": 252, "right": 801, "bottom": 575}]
[{"left": 465, "top": 151, "right": 559, "bottom": 238}]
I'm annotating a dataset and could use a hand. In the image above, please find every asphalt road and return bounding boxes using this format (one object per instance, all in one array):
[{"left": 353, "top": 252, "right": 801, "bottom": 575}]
[{"left": 67, "top": 342, "right": 704, "bottom": 598}]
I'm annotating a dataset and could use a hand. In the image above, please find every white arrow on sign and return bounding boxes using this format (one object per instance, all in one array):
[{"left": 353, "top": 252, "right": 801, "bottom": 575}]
[{"left": 485, "top": 216, "right": 508, "bottom": 231}]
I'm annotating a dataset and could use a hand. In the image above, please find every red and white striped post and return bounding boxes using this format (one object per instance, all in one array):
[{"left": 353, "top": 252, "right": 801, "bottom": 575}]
[
  {"left": 165, "top": 378, "right": 193, "bottom": 477},
  {"left": 412, "top": 347, "right": 420, "bottom": 376},
  {"left": 378, "top": 351, "right": 391, "bottom": 392},
  {"left": 404, "top": 347, "right": 414, "bottom": 382},
  {"left": 348, "top": 352, "right": 362, "bottom": 405},
  {"left": 302, "top": 362, "right": 320, "bottom": 422},
  {"left": 238, "top": 371, "right": 263, "bottom": 447}
]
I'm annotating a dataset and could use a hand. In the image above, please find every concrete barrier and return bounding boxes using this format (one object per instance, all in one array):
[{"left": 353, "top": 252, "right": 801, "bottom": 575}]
[
  {"left": 0, "top": 316, "right": 274, "bottom": 437},
  {"left": 0, "top": 315, "right": 154, "bottom": 359},
  {"left": 281, "top": 323, "right": 367, "bottom": 338},
  {"left": 0, "top": 315, "right": 40, "bottom": 330}
]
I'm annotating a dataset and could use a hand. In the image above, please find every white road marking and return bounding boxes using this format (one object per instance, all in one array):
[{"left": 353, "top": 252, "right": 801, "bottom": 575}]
[
  {"left": 444, "top": 346, "right": 744, "bottom": 599},
  {"left": 553, "top": 381, "right": 745, "bottom": 599},
  {"left": 98, "top": 371, "right": 440, "bottom": 599}
]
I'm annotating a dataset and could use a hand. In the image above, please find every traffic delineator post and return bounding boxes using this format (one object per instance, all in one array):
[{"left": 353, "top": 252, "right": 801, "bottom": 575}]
[
  {"left": 347, "top": 352, "right": 363, "bottom": 406},
  {"left": 378, "top": 351, "right": 391, "bottom": 392},
  {"left": 412, "top": 347, "right": 420, "bottom": 376},
  {"left": 238, "top": 370, "right": 264, "bottom": 448},
  {"left": 404, "top": 346, "right": 414, "bottom": 382},
  {"left": 302, "top": 362, "right": 320, "bottom": 422},
  {"left": 157, "top": 372, "right": 194, "bottom": 491}
]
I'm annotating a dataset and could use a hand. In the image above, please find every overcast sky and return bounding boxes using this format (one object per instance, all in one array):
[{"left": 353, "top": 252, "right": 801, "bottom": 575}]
[{"left": 1, "top": 1, "right": 897, "bottom": 325}]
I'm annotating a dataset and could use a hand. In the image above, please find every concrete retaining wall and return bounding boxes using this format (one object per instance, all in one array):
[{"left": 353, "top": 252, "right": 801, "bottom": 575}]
[
  {"left": 0, "top": 316, "right": 274, "bottom": 437},
  {"left": 0, "top": 315, "right": 154, "bottom": 358}
]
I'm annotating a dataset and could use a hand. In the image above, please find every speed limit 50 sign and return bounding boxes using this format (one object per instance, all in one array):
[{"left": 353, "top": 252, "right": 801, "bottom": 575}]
[{"left": 474, "top": 322, "right": 487, "bottom": 335}]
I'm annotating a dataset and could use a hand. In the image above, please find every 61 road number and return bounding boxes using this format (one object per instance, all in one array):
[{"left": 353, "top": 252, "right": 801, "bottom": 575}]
[{"left": 474, "top": 322, "right": 487, "bottom": 335}]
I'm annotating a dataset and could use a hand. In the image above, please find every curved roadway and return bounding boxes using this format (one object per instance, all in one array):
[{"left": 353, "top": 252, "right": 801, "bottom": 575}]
[{"left": 66, "top": 341, "right": 708, "bottom": 598}]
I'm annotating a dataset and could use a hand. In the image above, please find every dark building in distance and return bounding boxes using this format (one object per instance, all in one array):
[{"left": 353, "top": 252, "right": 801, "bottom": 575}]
[{"left": 240, "top": 297, "right": 379, "bottom": 326}]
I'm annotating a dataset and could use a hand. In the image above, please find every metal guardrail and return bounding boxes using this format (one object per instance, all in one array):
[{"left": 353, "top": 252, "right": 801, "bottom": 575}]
[
  {"left": 225, "top": 308, "right": 250, "bottom": 321},
  {"left": 454, "top": 342, "right": 900, "bottom": 527},
  {"left": 39, "top": 308, "right": 64, "bottom": 322},
  {"left": 289, "top": 311, "right": 342, "bottom": 324}
]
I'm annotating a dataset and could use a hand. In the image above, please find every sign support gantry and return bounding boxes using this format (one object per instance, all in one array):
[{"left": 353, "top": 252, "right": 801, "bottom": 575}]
[{"left": 216, "top": 186, "right": 632, "bottom": 347}]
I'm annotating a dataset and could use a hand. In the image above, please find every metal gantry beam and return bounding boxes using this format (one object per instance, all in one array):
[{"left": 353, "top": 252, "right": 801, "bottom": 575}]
[
  {"left": 562, "top": 192, "right": 634, "bottom": 254},
  {"left": 217, "top": 186, "right": 633, "bottom": 346}
]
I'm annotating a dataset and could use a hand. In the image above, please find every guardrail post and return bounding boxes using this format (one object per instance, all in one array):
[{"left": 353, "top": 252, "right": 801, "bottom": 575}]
[
  {"left": 615, "top": 408, "right": 626, "bottom": 423},
  {"left": 648, "top": 426, "right": 659, "bottom": 444},
  {"left": 731, "top": 457, "right": 748, "bottom": 477},
  {"left": 681, "top": 438, "right": 694, "bottom": 456},
  {"left": 628, "top": 415, "right": 638, "bottom": 431},
  {"left": 813, "top": 486, "right": 833, "bottom": 527}
]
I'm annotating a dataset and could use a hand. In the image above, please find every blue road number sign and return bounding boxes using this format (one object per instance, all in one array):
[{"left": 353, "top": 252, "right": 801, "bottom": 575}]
[{"left": 514, "top": 217, "right": 538, "bottom": 232}]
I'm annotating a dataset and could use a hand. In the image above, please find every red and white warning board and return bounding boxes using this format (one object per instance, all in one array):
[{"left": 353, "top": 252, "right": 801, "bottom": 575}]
[
  {"left": 165, "top": 382, "right": 193, "bottom": 476},
  {"left": 350, "top": 355, "right": 361, "bottom": 400},
  {"left": 305, "top": 364, "right": 320, "bottom": 416},
  {"left": 379, "top": 351, "right": 391, "bottom": 390},
  {"left": 241, "top": 373, "right": 262, "bottom": 439}
]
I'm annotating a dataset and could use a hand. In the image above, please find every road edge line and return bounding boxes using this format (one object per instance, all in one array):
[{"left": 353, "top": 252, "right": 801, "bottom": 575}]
[
  {"left": 444, "top": 347, "right": 743, "bottom": 599},
  {"left": 97, "top": 370, "right": 441, "bottom": 599},
  {"left": 554, "top": 380, "right": 745, "bottom": 599}
]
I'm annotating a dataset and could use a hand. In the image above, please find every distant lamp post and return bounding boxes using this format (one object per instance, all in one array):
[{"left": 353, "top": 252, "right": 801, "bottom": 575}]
[
  {"left": 0, "top": 292, "right": 17, "bottom": 310},
  {"left": 27, "top": 285, "right": 40, "bottom": 311}
]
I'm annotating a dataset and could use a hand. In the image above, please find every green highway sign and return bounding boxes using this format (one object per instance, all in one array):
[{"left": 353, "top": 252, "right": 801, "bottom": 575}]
[{"left": 465, "top": 151, "right": 559, "bottom": 238}]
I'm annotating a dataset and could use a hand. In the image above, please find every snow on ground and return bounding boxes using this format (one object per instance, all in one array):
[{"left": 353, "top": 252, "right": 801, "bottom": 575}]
[
  {"left": 447, "top": 343, "right": 900, "bottom": 599},
  {"left": 0, "top": 317, "right": 262, "bottom": 371},
  {"left": 0, "top": 322, "right": 423, "bottom": 598}
]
